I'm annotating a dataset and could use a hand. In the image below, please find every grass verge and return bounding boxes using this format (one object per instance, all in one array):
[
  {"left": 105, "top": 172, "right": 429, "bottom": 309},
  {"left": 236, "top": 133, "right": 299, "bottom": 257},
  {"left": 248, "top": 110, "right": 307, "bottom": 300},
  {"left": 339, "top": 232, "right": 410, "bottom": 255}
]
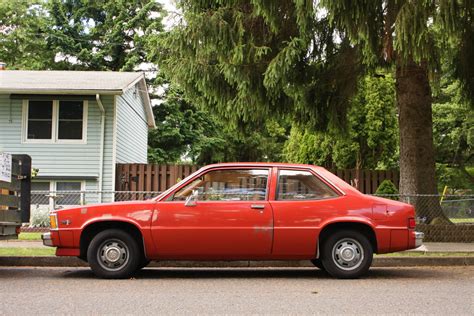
[
  {"left": 0, "top": 247, "right": 56, "bottom": 256},
  {"left": 450, "top": 218, "right": 474, "bottom": 223},
  {"left": 376, "top": 252, "right": 474, "bottom": 257},
  {"left": 18, "top": 233, "right": 43, "bottom": 241}
]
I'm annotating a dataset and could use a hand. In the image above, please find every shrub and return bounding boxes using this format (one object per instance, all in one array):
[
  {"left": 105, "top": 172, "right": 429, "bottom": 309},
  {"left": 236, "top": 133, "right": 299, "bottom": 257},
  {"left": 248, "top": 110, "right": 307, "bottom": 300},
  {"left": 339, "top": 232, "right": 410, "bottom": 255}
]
[
  {"left": 375, "top": 180, "right": 399, "bottom": 199},
  {"left": 29, "top": 206, "right": 50, "bottom": 227}
]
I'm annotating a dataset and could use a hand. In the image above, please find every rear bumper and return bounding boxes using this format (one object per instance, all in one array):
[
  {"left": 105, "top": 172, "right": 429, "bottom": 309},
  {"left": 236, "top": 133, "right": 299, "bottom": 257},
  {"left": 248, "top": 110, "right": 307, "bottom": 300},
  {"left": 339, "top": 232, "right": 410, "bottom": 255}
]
[
  {"left": 42, "top": 232, "right": 54, "bottom": 247},
  {"left": 415, "top": 231, "right": 424, "bottom": 248}
]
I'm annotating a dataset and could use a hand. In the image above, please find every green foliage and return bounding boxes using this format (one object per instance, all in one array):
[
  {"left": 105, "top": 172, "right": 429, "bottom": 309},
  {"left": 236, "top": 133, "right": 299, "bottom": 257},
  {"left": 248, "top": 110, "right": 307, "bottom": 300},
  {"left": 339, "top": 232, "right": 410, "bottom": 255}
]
[
  {"left": 284, "top": 73, "right": 398, "bottom": 169},
  {"left": 432, "top": 79, "right": 474, "bottom": 193},
  {"left": 148, "top": 87, "right": 226, "bottom": 164},
  {"left": 148, "top": 86, "right": 289, "bottom": 164},
  {"left": 436, "top": 164, "right": 474, "bottom": 194},
  {"left": 46, "top": 0, "right": 164, "bottom": 71},
  {"left": 0, "top": 0, "right": 54, "bottom": 69},
  {"left": 151, "top": 0, "right": 361, "bottom": 131},
  {"left": 375, "top": 180, "right": 399, "bottom": 196}
]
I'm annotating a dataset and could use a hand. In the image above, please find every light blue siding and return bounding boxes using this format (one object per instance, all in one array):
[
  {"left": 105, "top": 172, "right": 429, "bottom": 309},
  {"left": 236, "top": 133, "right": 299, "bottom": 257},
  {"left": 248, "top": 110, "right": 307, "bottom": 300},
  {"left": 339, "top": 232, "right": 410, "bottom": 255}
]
[
  {"left": 116, "top": 85, "right": 148, "bottom": 164},
  {"left": 0, "top": 94, "right": 115, "bottom": 202},
  {"left": 0, "top": 84, "right": 150, "bottom": 204}
]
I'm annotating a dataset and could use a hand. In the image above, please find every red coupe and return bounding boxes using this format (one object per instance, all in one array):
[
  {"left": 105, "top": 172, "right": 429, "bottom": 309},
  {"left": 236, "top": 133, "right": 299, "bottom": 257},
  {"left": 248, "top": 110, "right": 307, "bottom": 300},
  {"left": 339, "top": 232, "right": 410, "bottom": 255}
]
[{"left": 42, "top": 163, "right": 423, "bottom": 278}]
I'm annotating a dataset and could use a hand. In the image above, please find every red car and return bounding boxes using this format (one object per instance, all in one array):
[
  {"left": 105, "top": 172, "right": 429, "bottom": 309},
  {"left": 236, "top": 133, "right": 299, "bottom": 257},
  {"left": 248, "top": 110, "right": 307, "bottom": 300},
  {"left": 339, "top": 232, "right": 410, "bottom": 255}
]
[{"left": 42, "top": 163, "right": 423, "bottom": 279}]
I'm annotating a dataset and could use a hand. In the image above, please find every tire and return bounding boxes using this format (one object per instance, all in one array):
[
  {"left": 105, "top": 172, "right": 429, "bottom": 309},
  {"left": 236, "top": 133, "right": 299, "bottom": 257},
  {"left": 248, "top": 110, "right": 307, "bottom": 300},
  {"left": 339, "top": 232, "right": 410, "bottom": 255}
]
[
  {"left": 87, "top": 229, "right": 140, "bottom": 279},
  {"left": 310, "top": 259, "right": 325, "bottom": 270},
  {"left": 137, "top": 257, "right": 151, "bottom": 271},
  {"left": 320, "top": 230, "right": 373, "bottom": 279}
]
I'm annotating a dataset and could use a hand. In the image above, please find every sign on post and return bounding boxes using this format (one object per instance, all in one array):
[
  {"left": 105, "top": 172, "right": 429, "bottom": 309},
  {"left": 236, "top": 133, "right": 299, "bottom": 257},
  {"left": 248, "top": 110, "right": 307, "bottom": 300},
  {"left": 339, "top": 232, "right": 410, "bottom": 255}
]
[{"left": 0, "top": 152, "right": 12, "bottom": 183}]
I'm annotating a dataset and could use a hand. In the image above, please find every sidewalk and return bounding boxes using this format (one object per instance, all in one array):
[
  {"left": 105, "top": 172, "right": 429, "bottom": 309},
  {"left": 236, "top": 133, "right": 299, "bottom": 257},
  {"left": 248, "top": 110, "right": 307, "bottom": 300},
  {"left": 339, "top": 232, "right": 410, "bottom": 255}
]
[{"left": 1, "top": 239, "right": 473, "bottom": 268}]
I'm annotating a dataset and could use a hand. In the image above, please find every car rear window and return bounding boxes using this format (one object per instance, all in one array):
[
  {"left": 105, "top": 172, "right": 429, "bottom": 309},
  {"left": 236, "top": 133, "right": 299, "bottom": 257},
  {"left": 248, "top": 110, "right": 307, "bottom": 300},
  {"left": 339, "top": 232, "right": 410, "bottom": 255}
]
[{"left": 277, "top": 169, "right": 339, "bottom": 200}]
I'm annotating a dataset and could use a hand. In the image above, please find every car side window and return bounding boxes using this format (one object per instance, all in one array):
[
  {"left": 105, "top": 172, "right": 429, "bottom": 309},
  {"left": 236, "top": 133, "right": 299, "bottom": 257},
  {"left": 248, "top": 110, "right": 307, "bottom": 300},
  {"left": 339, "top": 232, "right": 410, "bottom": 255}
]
[
  {"left": 277, "top": 169, "right": 338, "bottom": 200},
  {"left": 172, "top": 169, "right": 269, "bottom": 201}
]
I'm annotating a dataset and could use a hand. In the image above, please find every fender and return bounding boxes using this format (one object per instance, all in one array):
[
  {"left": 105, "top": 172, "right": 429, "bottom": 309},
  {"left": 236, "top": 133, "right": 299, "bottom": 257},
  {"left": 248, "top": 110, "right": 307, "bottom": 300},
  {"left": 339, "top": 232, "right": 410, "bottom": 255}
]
[
  {"left": 79, "top": 216, "right": 158, "bottom": 258},
  {"left": 318, "top": 216, "right": 377, "bottom": 232}
]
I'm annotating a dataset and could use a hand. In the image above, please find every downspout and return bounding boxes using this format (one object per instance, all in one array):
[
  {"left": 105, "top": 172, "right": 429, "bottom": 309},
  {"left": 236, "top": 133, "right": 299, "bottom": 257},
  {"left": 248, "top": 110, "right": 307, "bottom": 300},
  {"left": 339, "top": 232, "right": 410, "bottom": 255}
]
[{"left": 96, "top": 94, "right": 105, "bottom": 203}]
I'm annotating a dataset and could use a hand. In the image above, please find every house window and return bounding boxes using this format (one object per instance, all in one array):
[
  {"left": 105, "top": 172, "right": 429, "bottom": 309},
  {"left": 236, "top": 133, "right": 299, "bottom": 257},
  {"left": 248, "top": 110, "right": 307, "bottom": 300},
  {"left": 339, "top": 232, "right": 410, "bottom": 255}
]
[
  {"left": 24, "top": 100, "right": 87, "bottom": 143},
  {"left": 58, "top": 101, "right": 84, "bottom": 140},
  {"left": 27, "top": 101, "right": 53, "bottom": 139},
  {"left": 31, "top": 180, "right": 84, "bottom": 207}
]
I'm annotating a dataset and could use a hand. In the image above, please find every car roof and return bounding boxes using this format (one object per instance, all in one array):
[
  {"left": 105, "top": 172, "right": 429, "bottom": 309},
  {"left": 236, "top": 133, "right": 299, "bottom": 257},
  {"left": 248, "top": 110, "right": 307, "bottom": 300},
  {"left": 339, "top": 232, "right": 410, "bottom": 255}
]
[{"left": 201, "top": 162, "right": 320, "bottom": 170}]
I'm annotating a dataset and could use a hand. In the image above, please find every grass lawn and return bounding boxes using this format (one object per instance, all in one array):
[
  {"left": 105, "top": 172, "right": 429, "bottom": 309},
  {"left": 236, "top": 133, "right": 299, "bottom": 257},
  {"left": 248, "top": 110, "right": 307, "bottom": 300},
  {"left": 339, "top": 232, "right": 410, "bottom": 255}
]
[
  {"left": 450, "top": 218, "right": 474, "bottom": 223},
  {"left": 0, "top": 247, "right": 56, "bottom": 256},
  {"left": 376, "top": 252, "right": 474, "bottom": 257},
  {"left": 18, "top": 232, "right": 43, "bottom": 241}
]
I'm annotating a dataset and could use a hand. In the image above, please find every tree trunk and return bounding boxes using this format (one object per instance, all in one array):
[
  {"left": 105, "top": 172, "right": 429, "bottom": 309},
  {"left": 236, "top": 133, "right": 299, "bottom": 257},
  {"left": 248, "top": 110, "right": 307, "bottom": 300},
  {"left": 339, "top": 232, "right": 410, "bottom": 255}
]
[{"left": 395, "top": 58, "right": 451, "bottom": 224}]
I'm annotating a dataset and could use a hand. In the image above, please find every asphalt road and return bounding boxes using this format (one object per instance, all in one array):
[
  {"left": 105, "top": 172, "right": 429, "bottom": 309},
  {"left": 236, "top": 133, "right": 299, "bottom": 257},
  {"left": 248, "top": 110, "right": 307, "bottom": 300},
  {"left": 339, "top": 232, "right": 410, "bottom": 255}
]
[{"left": 0, "top": 266, "right": 473, "bottom": 315}]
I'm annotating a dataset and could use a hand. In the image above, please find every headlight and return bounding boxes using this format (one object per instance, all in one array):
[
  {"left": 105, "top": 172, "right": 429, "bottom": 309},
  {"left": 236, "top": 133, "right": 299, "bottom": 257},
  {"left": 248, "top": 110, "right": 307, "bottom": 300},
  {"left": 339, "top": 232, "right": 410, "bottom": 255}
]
[{"left": 49, "top": 213, "right": 58, "bottom": 229}]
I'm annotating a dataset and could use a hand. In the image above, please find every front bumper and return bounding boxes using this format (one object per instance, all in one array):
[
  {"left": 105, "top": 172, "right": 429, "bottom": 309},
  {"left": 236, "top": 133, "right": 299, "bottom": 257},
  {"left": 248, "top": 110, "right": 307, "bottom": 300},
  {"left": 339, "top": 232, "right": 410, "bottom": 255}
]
[
  {"left": 41, "top": 232, "right": 54, "bottom": 247},
  {"left": 415, "top": 231, "right": 424, "bottom": 248}
]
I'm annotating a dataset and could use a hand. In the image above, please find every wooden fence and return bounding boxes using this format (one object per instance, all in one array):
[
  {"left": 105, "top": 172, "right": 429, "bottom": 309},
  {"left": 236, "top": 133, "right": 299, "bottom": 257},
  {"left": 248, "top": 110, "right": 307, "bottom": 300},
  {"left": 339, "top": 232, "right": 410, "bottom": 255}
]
[{"left": 115, "top": 164, "right": 399, "bottom": 194}]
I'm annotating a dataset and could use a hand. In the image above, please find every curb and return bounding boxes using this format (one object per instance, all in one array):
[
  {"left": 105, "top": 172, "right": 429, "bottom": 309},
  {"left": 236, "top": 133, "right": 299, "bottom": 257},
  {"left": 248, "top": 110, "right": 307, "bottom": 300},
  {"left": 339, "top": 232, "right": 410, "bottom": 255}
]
[{"left": 0, "top": 256, "right": 473, "bottom": 268}]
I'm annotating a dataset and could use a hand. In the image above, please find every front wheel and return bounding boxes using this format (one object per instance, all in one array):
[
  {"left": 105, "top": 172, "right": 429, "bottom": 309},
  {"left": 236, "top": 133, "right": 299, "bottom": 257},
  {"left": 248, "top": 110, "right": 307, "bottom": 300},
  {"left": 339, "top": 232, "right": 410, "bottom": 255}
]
[
  {"left": 87, "top": 229, "right": 140, "bottom": 279},
  {"left": 320, "top": 230, "right": 373, "bottom": 279}
]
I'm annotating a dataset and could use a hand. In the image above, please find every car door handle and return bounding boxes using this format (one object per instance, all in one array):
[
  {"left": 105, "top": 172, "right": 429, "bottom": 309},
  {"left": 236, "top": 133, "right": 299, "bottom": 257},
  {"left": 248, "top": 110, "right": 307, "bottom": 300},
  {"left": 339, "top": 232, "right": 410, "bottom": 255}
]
[{"left": 250, "top": 204, "right": 265, "bottom": 210}]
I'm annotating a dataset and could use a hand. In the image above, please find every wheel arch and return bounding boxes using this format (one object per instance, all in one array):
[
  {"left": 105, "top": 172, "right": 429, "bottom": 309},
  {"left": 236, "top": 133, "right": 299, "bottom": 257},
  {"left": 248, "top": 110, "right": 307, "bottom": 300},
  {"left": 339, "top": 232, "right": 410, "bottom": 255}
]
[
  {"left": 318, "top": 221, "right": 378, "bottom": 254},
  {"left": 79, "top": 220, "right": 145, "bottom": 261}
]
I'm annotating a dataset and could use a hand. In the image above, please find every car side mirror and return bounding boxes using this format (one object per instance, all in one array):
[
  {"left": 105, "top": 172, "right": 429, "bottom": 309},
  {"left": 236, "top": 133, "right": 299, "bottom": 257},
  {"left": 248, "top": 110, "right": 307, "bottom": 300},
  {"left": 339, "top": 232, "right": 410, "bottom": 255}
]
[{"left": 184, "top": 190, "right": 199, "bottom": 207}]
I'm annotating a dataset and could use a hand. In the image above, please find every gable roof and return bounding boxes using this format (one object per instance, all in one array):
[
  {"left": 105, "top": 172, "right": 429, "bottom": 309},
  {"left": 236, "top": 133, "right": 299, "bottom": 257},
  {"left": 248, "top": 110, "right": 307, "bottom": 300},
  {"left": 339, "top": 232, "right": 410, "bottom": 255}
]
[{"left": 0, "top": 70, "right": 155, "bottom": 128}]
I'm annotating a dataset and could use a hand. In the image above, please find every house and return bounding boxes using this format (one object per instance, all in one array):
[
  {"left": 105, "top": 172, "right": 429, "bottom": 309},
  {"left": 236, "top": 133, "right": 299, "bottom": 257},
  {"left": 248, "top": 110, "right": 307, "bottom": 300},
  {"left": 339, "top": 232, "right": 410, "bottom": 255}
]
[{"left": 0, "top": 70, "right": 155, "bottom": 204}]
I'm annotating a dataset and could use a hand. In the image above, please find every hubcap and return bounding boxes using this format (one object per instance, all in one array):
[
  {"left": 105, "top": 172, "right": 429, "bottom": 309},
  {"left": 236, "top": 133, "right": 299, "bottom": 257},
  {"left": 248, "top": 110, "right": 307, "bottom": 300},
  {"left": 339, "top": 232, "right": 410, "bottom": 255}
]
[
  {"left": 332, "top": 238, "right": 364, "bottom": 271},
  {"left": 97, "top": 239, "right": 129, "bottom": 271}
]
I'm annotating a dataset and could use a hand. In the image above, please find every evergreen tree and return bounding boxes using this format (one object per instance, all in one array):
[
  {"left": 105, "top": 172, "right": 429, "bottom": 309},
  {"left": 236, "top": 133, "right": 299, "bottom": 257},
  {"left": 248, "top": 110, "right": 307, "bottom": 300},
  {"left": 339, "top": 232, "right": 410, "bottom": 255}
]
[
  {"left": 154, "top": 0, "right": 473, "bottom": 223},
  {"left": 320, "top": 0, "right": 473, "bottom": 223},
  {"left": 284, "top": 73, "right": 399, "bottom": 170}
]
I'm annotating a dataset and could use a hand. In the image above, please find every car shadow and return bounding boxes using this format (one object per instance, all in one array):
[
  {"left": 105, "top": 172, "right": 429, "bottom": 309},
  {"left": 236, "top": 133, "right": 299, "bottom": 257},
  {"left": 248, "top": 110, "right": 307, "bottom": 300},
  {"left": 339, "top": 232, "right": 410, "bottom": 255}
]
[{"left": 59, "top": 266, "right": 445, "bottom": 280}]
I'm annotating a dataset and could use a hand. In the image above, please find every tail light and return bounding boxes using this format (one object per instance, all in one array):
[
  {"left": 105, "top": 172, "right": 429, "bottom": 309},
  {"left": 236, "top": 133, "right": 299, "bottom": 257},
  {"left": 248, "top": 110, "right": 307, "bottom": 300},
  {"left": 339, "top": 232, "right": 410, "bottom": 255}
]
[{"left": 408, "top": 217, "right": 416, "bottom": 229}]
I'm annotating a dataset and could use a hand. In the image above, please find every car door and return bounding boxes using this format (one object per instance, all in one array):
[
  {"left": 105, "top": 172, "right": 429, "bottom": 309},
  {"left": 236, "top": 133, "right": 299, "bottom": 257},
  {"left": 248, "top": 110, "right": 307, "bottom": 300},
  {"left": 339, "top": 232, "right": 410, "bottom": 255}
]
[
  {"left": 270, "top": 168, "right": 342, "bottom": 257},
  {"left": 151, "top": 167, "right": 273, "bottom": 259}
]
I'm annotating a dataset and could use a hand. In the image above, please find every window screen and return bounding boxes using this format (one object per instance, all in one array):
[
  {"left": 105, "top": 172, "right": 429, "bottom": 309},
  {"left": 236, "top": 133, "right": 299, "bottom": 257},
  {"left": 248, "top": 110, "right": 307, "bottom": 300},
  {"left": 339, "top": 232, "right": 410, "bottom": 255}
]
[
  {"left": 27, "top": 101, "right": 53, "bottom": 139},
  {"left": 173, "top": 169, "right": 269, "bottom": 201},
  {"left": 58, "top": 101, "right": 84, "bottom": 140},
  {"left": 31, "top": 181, "right": 50, "bottom": 205},
  {"left": 56, "top": 181, "right": 82, "bottom": 205},
  {"left": 277, "top": 170, "right": 338, "bottom": 200}
]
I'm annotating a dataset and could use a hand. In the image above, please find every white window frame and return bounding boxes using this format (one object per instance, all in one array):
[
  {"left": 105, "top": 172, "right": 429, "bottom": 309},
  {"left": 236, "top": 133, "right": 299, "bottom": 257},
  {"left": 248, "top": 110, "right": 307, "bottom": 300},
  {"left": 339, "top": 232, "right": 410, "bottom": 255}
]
[{"left": 22, "top": 99, "right": 88, "bottom": 144}]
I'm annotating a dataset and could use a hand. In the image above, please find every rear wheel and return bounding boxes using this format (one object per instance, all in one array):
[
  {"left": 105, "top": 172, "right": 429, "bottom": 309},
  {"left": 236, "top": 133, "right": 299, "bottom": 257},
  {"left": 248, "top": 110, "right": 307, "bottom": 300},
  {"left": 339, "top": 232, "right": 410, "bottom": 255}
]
[
  {"left": 137, "top": 257, "right": 151, "bottom": 271},
  {"left": 320, "top": 230, "right": 373, "bottom": 279},
  {"left": 87, "top": 229, "right": 140, "bottom": 279}
]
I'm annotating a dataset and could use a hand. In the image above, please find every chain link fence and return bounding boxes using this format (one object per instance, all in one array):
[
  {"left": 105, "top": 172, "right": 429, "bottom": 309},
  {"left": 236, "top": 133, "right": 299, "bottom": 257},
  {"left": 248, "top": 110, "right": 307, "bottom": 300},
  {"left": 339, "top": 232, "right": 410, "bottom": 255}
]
[{"left": 29, "top": 191, "right": 473, "bottom": 242}]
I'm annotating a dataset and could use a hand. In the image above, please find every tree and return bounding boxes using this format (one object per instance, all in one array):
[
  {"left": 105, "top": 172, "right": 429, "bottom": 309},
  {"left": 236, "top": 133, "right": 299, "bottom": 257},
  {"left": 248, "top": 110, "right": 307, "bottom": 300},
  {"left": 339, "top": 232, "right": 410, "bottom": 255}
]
[
  {"left": 284, "top": 73, "right": 399, "bottom": 170},
  {"left": 45, "top": 0, "right": 164, "bottom": 71},
  {"left": 154, "top": 1, "right": 472, "bottom": 223},
  {"left": 148, "top": 86, "right": 289, "bottom": 164},
  {"left": 433, "top": 79, "right": 474, "bottom": 193},
  {"left": 0, "top": 0, "right": 54, "bottom": 69},
  {"left": 320, "top": 1, "right": 473, "bottom": 223},
  {"left": 148, "top": 86, "right": 227, "bottom": 164},
  {"left": 151, "top": 1, "right": 360, "bottom": 131}
]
